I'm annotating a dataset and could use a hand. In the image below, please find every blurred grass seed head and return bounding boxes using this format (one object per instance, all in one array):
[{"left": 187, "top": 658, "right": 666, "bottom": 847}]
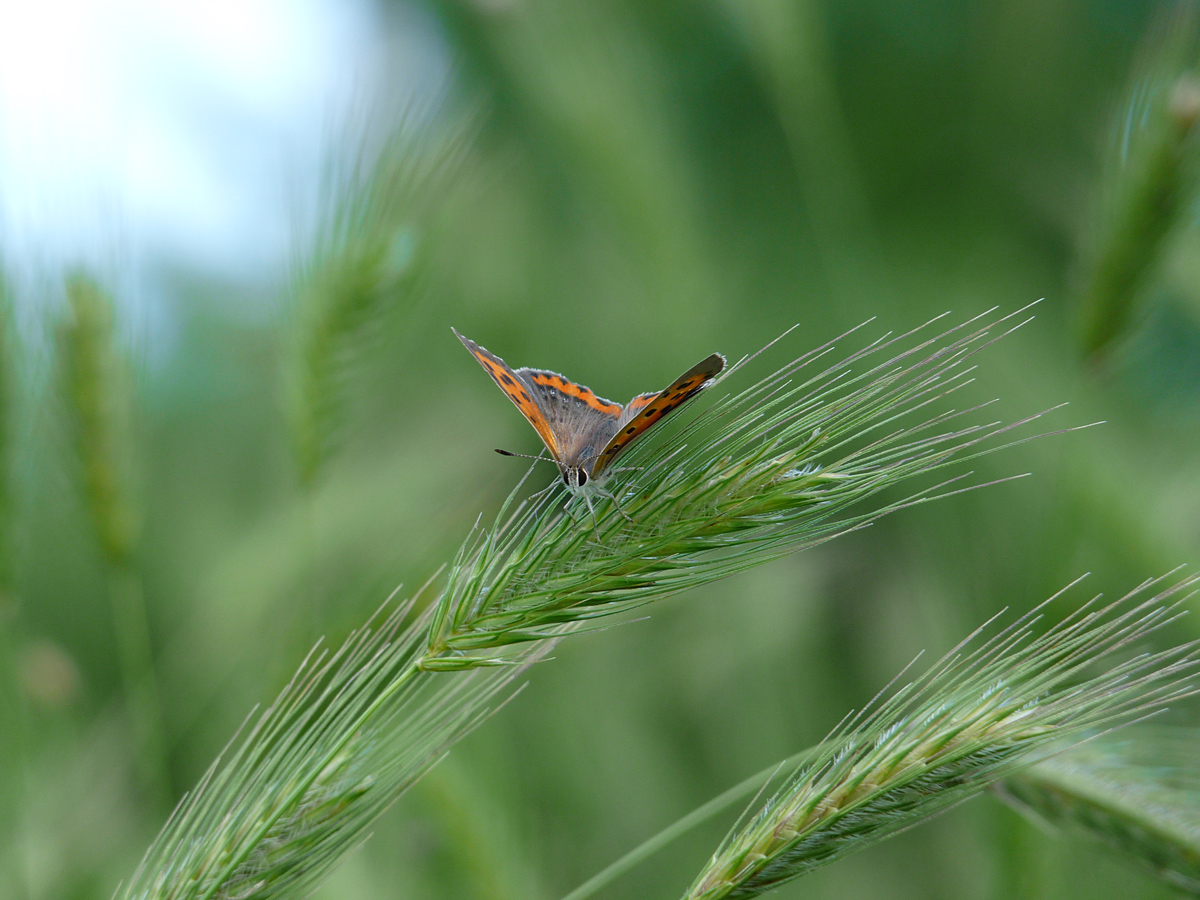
[{"left": 1077, "top": 2, "right": 1200, "bottom": 360}]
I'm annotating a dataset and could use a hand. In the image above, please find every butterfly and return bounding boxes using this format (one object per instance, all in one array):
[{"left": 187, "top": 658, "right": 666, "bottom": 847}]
[{"left": 454, "top": 328, "right": 725, "bottom": 496}]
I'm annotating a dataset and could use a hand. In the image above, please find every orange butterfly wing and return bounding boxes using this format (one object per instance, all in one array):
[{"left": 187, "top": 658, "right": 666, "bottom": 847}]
[
  {"left": 589, "top": 353, "right": 725, "bottom": 479},
  {"left": 453, "top": 328, "right": 562, "bottom": 459}
]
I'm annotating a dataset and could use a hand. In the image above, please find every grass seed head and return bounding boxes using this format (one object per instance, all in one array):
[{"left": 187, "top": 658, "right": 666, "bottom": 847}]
[{"left": 683, "top": 576, "right": 1200, "bottom": 900}]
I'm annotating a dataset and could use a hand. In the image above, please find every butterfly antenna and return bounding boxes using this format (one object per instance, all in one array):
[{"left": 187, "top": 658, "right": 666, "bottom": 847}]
[
  {"left": 528, "top": 480, "right": 560, "bottom": 505},
  {"left": 495, "top": 448, "right": 555, "bottom": 464}
]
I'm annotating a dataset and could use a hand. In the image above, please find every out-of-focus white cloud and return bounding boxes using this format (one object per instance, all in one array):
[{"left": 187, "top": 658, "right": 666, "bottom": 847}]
[{"left": 0, "top": 0, "right": 443, "bottom": 302}]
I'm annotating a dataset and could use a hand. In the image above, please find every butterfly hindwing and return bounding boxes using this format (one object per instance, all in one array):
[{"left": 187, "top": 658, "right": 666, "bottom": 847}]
[
  {"left": 589, "top": 353, "right": 726, "bottom": 479},
  {"left": 621, "top": 392, "right": 658, "bottom": 419},
  {"left": 453, "top": 328, "right": 562, "bottom": 458}
]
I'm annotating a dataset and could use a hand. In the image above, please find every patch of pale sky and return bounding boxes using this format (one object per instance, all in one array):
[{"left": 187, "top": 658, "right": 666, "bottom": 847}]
[{"left": 0, "top": 0, "right": 432, "bottom": 315}]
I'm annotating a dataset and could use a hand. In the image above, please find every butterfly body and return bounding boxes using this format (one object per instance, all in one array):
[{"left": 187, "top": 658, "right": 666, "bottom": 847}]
[{"left": 454, "top": 329, "right": 724, "bottom": 493}]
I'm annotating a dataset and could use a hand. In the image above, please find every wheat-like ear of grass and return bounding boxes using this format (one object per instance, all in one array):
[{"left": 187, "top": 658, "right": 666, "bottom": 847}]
[
  {"left": 120, "top": 590, "right": 542, "bottom": 900},
  {"left": 423, "top": 305, "right": 1068, "bottom": 668},
  {"left": 681, "top": 574, "right": 1200, "bottom": 900},
  {"left": 58, "top": 273, "right": 138, "bottom": 567},
  {"left": 997, "top": 725, "right": 1200, "bottom": 895},
  {"left": 120, "top": 310, "right": 1063, "bottom": 899}
]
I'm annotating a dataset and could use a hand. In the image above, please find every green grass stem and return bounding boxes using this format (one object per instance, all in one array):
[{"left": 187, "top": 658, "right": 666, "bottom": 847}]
[{"left": 559, "top": 747, "right": 822, "bottom": 900}]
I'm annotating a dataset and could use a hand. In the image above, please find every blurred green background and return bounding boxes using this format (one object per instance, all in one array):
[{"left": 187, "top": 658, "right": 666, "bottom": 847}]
[{"left": 3, "top": 1, "right": 1200, "bottom": 898}]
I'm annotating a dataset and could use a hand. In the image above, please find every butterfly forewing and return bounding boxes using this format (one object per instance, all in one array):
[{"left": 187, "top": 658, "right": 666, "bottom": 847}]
[
  {"left": 453, "top": 329, "right": 562, "bottom": 458},
  {"left": 589, "top": 353, "right": 726, "bottom": 479}
]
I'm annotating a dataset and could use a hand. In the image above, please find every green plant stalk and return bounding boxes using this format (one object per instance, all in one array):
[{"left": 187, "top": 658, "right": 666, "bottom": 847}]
[
  {"left": 106, "top": 566, "right": 169, "bottom": 808},
  {"left": 109, "top": 566, "right": 168, "bottom": 794},
  {"left": 563, "top": 601, "right": 1200, "bottom": 900},
  {"left": 989, "top": 787, "right": 1051, "bottom": 900},
  {"left": 562, "top": 587, "right": 1200, "bottom": 900},
  {"left": 560, "top": 747, "right": 823, "bottom": 900}
]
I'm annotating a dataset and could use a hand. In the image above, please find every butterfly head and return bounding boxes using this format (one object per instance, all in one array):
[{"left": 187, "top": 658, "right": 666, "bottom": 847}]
[{"left": 561, "top": 464, "right": 591, "bottom": 492}]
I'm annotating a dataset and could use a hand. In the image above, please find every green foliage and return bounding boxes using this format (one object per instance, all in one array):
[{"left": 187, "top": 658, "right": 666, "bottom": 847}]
[{"left": 6, "top": 3, "right": 1200, "bottom": 900}]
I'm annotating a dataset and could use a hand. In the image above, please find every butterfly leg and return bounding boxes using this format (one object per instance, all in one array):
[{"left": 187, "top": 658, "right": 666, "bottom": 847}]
[
  {"left": 560, "top": 493, "right": 601, "bottom": 542},
  {"left": 560, "top": 497, "right": 582, "bottom": 528},
  {"left": 583, "top": 493, "right": 607, "bottom": 544},
  {"left": 599, "top": 488, "right": 634, "bottom": 524}
]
